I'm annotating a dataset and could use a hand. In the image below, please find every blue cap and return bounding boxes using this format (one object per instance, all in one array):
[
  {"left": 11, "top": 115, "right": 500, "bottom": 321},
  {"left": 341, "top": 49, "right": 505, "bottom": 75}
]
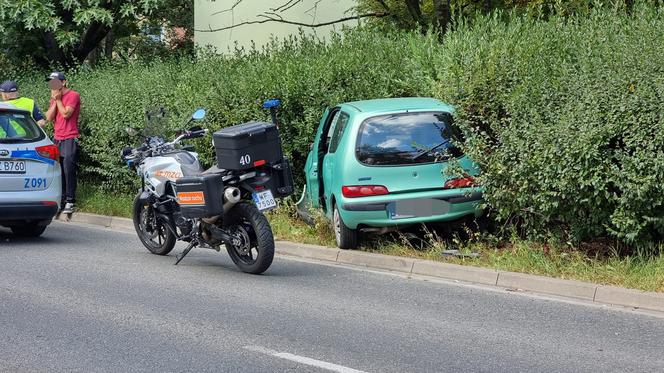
[
  {"left": 46, "top": 71, "right": 66, "bottom": 81},
  {"left": 0, "top": 80, "right": 18, "bottom": 93}
]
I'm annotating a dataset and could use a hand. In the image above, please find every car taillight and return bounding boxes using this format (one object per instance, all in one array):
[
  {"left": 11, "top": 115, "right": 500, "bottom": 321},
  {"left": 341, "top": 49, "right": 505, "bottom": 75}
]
[
  {"left": 444, "top": 176, "right": 476, "bottom": 189},
  {"left": 41, "top": 201, "right": 58, "bottom": 206},
  {"left": 36, "top": 145, "right": 60, "bottom": 161},
  {"left": 342, "top": 185, "right": 389, "bottom": 198}
]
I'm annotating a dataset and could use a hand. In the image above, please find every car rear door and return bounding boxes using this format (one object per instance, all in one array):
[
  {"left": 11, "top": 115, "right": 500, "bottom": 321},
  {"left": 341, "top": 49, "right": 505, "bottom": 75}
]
[{"left": 304, "top": 107, "right": 338, "bottom": 208}]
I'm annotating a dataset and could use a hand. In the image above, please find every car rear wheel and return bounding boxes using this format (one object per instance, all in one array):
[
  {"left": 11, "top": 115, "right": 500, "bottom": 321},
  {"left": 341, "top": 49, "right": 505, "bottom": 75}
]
[
  {"left": 334, "top": 205, "right": 358, "bottom": 250},
  {"left": 11, "top": 222, "right": 47, "bottom": 237}
]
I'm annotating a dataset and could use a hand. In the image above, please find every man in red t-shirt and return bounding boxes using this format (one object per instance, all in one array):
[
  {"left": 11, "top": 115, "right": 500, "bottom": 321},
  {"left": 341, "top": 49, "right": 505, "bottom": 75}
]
[{"left": 45, "top": 72, "right": 81, "bottom": 214}]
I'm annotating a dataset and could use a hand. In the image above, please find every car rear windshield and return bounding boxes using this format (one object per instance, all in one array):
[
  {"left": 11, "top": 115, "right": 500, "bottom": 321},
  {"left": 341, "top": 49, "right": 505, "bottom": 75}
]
[
  {"left": 0, "top": 111, "right": 45, "bottom": 143},
  {"left": 356, "top": 112, "right": 463, "bottom": 166}
]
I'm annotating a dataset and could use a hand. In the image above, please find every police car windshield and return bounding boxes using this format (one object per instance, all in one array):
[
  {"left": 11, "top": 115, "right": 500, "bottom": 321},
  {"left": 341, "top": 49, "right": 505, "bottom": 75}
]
[{"left": 0, "top": 111, "right": 45, "bottom": 143}]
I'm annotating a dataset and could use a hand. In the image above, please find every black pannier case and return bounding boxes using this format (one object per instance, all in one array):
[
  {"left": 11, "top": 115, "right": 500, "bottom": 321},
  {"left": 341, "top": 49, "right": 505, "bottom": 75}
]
[
  {"left": 269, "top": 158, "right": 295, "bottom": 198},
  {"left": 175, "top": 174, "right": 224, "bottom": 218},
  {"left": 213, "top": 122, "right": 283, "bottom": 171},
  {"left": 247, "top": 158, "right": 295, "bottom": 199}
]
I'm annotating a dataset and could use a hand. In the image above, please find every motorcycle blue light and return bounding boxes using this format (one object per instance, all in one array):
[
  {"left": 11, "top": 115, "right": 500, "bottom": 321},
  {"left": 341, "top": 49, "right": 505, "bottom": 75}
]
[{"left": 262, "top": 99, "right": 281, "bottom": 109}]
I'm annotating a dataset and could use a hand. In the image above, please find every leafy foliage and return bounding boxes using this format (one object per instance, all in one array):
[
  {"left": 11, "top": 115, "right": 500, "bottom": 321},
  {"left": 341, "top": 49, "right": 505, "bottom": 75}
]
[
  {"left": 0, "top": 0, "right": 192, "bottom": 67},
  {"left": 437, "top": 5, "right": 664, "bottom": 247},
  {"left": 356, "top": 0, "right": 656, "bottom": 32},
  {"left": 15, "top": 4, "right": 664, "bottom": 248}
]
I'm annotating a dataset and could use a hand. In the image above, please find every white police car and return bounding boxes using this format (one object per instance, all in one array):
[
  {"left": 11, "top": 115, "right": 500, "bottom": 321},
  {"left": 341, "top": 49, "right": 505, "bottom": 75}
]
[{"left": 0, "top": 103, "right": 62, "bottom": 236}]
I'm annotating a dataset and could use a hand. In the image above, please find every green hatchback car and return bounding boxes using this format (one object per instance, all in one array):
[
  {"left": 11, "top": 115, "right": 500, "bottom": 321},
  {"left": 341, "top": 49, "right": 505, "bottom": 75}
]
[{"left": 300, "top": 98, "right": 483, "bottom": 249}]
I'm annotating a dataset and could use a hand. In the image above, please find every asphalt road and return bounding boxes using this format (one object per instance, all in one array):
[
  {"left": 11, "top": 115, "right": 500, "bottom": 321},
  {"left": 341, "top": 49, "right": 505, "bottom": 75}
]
[{"left": 1, "top": 223, "right": 663, "bottom": 373}]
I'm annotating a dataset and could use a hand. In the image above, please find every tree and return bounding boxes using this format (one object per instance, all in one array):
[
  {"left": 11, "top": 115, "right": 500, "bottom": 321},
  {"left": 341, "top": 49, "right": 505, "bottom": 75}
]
[
  {"left": 357, "top": 0, "right": 654, "bottom": 35},
  {"left": 0, "top": 0, "right": 170, "bottom": 68},
  {"left": 196, "top": 0, "right": 388, "bottom": 33}
]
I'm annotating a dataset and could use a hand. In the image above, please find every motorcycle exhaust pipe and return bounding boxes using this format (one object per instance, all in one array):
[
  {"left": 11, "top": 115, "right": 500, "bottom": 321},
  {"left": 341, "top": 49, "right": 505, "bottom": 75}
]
[
  {"left": 223, "top": 187, "right": 241, "bottom": 213},
  {"left": 202, "top": 187, "right": 242, "bottom": 224}
]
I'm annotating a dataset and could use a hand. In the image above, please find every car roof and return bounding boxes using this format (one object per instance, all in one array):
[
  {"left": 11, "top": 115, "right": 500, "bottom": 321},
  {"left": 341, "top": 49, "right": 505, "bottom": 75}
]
[
  {"left": 0, "top": 102, "right": 29, "bottom": 114},
  {"left": 341, "top": 97, "right": 454, "bottom": 114}
]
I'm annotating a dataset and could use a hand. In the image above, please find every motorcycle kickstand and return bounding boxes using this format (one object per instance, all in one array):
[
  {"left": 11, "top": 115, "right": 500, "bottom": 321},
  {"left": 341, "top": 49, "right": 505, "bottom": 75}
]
[{"left": 174, "top": 241, "right": 197, "bottom": 265}]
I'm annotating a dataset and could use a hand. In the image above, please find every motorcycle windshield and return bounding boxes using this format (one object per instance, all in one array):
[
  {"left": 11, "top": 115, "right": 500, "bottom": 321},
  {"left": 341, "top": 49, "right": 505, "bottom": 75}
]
[{"left": 143, "top": 107, "right": 171, "bottom": 138}]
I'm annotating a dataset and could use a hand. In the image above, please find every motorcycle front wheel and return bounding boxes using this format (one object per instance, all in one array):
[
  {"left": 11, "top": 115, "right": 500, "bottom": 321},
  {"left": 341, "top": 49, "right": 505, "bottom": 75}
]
[
  {"left": 223, "top": 202, "right": 274, "bottom": 274},
  {"left": 133, "top": 194, "right": 176, "bottom": 255}
]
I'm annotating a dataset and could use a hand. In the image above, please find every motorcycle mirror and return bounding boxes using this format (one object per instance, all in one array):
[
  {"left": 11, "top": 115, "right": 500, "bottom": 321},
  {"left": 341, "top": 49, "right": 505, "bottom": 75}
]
[
  {"left": 191, "top": 108, "right": 206, "bottom": 121},
  {"left": 126, "top": 127, "right": 139, "bottom": 136}
]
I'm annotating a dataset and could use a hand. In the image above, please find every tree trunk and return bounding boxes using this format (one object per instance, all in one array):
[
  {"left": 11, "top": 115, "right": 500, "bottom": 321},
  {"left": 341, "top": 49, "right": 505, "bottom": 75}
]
[
  {"left": 105, "top": 30, "right": 115, "bottom": 59},
  {"left": 625, "top": 0, "right": 634, "bottom": 14},
  {"left": 88, "top": 46, "right": 101, "bottom": 66},
  {"left": 483, "top": 0, "right": 492, "bottom": 13},
  {"left": 42, "top": 32, "right": 69, "bottom": 68},
  {"left": 432, "top": 0, "right": 451, "bottom": 36},
  {"left": 404, "top": 0, "right": 427, "bottom": 33},
  {"left": 74, "top": 21, "right": 111, "bottom": 64}
]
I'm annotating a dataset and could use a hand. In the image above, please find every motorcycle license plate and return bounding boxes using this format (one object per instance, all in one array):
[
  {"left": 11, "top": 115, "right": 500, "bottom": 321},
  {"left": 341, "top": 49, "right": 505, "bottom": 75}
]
[{"left": 252, "top": 190, "right": 277, "bottom": 211}]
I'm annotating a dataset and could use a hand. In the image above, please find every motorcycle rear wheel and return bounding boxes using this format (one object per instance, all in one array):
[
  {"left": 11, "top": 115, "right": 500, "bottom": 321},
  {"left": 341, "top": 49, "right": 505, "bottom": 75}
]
[
  {"left": 133, "top": 194, "right": 176, "bottom": 256},
  {"left": 223, "top": 202, "right": 274, "bottom": 274}
]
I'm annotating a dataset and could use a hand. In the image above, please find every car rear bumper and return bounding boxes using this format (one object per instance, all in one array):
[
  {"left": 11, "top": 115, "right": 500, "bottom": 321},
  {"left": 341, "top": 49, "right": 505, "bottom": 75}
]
[
  {"left": 339, "top": 189, "right": 484, "bottom": 229},
  {"left": 0, "top": 202, "right": 59, "bottom": 223},
  {"left": 0, "top": 167, "right": 61, "bottom": 220},
  {"left": 343, "top": 191, "right": 483, "bottom": 211}
]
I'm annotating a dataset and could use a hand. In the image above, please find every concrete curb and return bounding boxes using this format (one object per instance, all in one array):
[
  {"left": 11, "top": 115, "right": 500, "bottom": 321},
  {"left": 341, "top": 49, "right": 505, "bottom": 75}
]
[
  {"left": 338, "top": 250, "right": 416, "bottom": 273},
  {"left": 59, "top": 212, "right": 664, "bottom": 313},
  {"left": 412, "top": 260, "right": 499, "bottom": 286}
]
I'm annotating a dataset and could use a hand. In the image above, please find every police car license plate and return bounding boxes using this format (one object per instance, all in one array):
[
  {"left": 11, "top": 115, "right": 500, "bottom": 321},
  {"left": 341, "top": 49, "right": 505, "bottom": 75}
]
[
  {"left": 252, "top": 190, "right": 277, "bottom": 211},
  {"left": 0, "top": 160, "right": 26, "bottom": 174}
]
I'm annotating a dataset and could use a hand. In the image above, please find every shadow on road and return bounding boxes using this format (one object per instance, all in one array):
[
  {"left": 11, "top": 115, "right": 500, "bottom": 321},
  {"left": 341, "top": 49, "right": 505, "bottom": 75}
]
[
  {"left": 168, "top": 253, "right": 311, "bottom": 278},
  {"left": 0, "top": 227, "right": 65, "bottom": 246}
]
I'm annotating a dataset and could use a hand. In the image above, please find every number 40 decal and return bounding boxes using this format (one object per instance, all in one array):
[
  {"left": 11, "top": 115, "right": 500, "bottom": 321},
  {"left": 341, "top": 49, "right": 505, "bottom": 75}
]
[{"left": 239, "top": 154, "right": 251, "bottom": 166}]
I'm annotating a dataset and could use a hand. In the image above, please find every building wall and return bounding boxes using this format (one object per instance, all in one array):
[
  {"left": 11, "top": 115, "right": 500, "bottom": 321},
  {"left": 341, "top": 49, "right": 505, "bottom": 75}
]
[{"left": 194, "top": 0, "right": 357, "bottom": 52}]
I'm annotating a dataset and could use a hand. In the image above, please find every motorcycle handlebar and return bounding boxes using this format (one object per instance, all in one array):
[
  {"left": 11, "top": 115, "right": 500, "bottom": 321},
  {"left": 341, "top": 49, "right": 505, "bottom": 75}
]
[
  {"left": 122, "top": 128, "right": 209, "bottom": 163},
  {"left": 166, "top": 128, "right": 208, "bottom": 146}
]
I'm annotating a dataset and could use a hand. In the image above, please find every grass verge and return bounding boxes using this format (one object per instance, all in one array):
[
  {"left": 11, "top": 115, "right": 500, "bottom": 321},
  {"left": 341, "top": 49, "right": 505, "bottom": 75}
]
[
  {"left": 369, "top": 237, "right": 664, "bottom": 293},
  {"left": 77, "top": 184, "right": 664, "bottom": 293},
  {"left": 268, "top": 208, "right": 664, "bottom": 293},
  {"left": 77, "top": 183, "right": 133, "bottom": 218}
]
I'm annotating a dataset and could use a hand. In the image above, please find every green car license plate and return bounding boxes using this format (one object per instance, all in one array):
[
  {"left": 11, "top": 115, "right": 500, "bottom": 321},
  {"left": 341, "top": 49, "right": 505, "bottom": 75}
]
[{"left": 387, "top": 199, "right": 450, "bottom": 220}]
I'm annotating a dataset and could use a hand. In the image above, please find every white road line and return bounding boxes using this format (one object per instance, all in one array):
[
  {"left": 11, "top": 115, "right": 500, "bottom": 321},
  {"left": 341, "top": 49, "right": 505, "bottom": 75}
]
[{"left": 244, "top": 345, "right": 368, "bottom": 373}]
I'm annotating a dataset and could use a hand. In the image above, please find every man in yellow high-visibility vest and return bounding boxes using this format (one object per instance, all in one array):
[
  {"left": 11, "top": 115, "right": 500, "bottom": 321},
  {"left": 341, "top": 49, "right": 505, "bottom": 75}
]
[{"left": 0, "top": 80, "right": 46, "bottom": 127}]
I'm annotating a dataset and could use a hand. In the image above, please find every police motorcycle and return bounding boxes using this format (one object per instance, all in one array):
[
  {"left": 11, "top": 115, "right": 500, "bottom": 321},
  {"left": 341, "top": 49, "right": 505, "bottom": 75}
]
[{"left": 121, "top": 100, "right": 294, "bottom": 274}]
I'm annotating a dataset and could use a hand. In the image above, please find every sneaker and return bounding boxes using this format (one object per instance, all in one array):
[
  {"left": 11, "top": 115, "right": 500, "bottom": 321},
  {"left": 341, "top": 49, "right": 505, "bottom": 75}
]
[{"left": 62, "top": 202, "right": 75, "bottom": 214}]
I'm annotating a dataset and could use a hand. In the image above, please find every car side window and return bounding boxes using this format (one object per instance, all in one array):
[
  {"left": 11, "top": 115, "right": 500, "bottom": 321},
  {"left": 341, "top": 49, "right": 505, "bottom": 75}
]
[
  {"left": 319, "top": 109, "right": 340, "bottom": 154},
  {"left": 328, "top": 112, "right": 350, "bottom": 154},
  {"left": 325, "top": 111, "right": 340, "bottom": 141}
]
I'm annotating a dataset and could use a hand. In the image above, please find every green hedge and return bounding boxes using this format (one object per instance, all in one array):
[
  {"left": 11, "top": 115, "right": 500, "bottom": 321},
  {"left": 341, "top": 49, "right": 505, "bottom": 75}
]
[
  {"left": 7, "top": 5, "right": 664, "bottom": 247},
  {"left": 13, "top": 30, "right": 439, "bottom": 191},
  {"left": 437, "top": 7, "right": 664, "bottom": 246}
]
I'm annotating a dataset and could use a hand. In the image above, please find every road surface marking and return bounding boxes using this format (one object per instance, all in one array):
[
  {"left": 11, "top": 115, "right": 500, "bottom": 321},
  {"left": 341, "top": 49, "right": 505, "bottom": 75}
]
[{"left": 244, "top": 345, "right": 367, "bottom": 373}]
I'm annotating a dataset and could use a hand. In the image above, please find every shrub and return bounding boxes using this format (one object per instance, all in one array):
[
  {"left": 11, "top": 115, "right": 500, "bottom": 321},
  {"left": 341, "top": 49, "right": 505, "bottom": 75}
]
[
  {"left": 437, "top": 6, "right": 664, "bottom": 247},
  {"left": 16, "top": 29, "right": 439, "bottom": 191},
  {"left": 11, "top": 4, "right": 664, "bottom": 248}
]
